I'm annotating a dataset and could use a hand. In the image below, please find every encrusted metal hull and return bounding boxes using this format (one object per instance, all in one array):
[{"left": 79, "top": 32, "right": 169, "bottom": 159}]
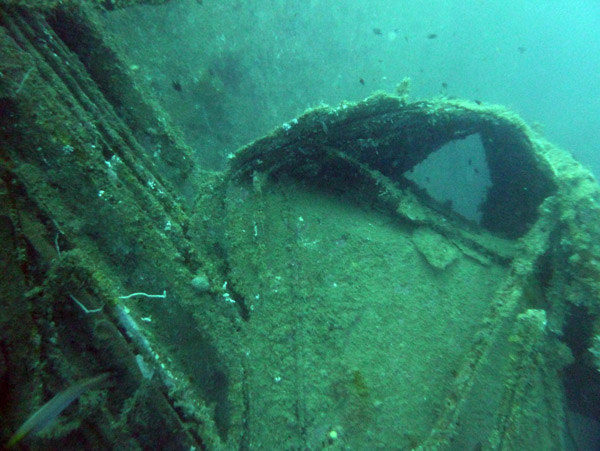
[{"left": 1, "top": 3, "right": 599, "bottom": 449}]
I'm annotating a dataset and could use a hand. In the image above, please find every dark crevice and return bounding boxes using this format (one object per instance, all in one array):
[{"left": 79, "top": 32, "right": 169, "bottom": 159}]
[
  {"left": 479, "top": 125, "right": 557, "bottom": 238},
  {"left": 562, "top": 305, "right": 600, "bottom": 421}
]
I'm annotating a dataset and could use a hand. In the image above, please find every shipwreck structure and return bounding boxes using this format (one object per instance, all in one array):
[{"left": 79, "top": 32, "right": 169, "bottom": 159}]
[{"left": 1, "top": 1, "right": 600, "bottom": 449}]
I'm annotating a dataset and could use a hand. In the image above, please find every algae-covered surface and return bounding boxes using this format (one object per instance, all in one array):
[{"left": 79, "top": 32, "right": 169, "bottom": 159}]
[
  {"left": 2, "top": 2, "right": 600, "bottom": 450},
  {"left": 213, "top": 180, "right": 509, "bottom": 449}
]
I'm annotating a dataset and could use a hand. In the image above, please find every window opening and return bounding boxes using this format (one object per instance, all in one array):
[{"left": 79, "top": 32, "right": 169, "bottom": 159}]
[{"left": 404, "top": 134, "right": 491, "bottom": 223}]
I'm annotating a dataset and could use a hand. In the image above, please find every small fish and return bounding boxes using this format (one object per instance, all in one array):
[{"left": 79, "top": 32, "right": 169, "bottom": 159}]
[
  {"left": 172, "top": 80, "right": 182, "bottom": 92},
  {"left": 427, "top": 33, "right": 438, "bottom": 39},
  {"left": 6, "top": 373, "right": 110, "bottom": 448},
  {"left": 359, "top": 78, "right": 365, "bottom": 86},
  {"left": 372, "top": 28, "right": 382, "bottom": 36},
  {"left": 517, "top": 46, "right": 526, "bottom": 54}
]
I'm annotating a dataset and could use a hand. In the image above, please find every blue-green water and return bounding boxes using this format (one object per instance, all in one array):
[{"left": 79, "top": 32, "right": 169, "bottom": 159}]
[{"left": 105, "top": 0, "right": 600, "bottom": 175}]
